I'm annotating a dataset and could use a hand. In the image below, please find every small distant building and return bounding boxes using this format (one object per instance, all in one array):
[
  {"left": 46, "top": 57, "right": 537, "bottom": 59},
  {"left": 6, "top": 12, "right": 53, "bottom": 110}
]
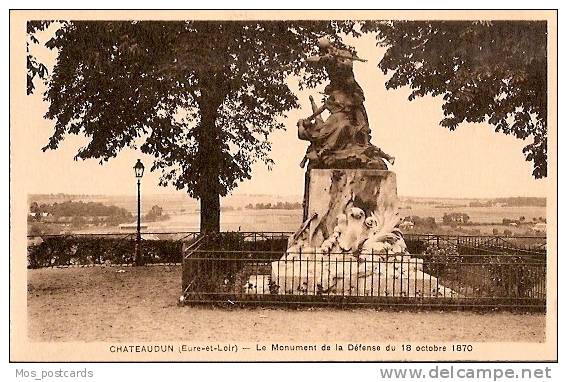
[
  {"left": 509, "top": 222, "right": 518, "bottom": 227},
  {"left": 29, "top": 212, "right": 51, "bottom": 218},
  {"left": 399, "top": 221, "right": 415, "bottom": 230},
  {"left": 532, "top": 222, "right": 546, "bottom": 232}
]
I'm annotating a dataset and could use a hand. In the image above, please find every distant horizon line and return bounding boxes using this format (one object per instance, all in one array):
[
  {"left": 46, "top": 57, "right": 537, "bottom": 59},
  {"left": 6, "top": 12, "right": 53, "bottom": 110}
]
[{"left": 27, "top": 192, "right": 547, "bottom": 200}]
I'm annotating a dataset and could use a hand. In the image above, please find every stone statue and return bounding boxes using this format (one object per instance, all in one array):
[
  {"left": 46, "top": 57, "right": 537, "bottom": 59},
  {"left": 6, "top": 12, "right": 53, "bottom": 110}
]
[
  {"left": 298, "top": 37, "right": 395, "bottom": 170},
  {"left": 268, "top": 38, "right": 456, "bottom": 299}
]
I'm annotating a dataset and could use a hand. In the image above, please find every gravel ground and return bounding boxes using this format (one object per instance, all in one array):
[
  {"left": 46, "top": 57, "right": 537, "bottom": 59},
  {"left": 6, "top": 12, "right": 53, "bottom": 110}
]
[{"left": 27, "top": 266, "right": 545, "bottom": 342}]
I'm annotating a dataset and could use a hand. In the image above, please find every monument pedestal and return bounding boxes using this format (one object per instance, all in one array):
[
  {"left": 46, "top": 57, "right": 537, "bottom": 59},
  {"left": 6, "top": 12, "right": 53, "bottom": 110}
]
[
  {"left": 264, "top": 169, "right": 457, "bottom": 297},
  {"left": 303, "top": 169, "right": 399, "bottom": 248}
]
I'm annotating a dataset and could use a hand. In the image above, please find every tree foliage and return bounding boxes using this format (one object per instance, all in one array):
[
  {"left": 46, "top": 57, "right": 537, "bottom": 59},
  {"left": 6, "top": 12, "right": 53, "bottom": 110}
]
[
  {"left": 364, "top": 21, "right": 547, "bottom": 178},
  {"left": 27, "top": 20, "right": 364, "bottom": 231},
  {"left": 29, "top": 200, "right": 132, "bottom": 218},
  {"left": 27, "top": 20, "right": 52, "bottom": 95},
  {"left": 442, "top": 212, "right": 471, "bottom": 225}
]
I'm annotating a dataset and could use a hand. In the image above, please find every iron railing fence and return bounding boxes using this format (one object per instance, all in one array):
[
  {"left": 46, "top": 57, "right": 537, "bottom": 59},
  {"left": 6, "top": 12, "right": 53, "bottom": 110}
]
[
  {"left": 181, "top": 252, "right": 545, "bottom": 309},
  {"left": 404, "top": 233, "right": 547, "bottom": 253},
  {"left": 181, "top": 233, "right": 547, "bottom": 310}
]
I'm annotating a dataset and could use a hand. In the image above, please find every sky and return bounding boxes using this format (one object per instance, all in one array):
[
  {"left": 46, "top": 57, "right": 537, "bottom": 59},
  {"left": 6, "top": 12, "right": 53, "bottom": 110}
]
[{"left": 20, "top": 29, "right": 548, "bottom": 199}]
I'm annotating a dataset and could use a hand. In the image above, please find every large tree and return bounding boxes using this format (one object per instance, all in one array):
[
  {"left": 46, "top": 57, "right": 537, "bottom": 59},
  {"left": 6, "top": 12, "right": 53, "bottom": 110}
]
[
  {"left": 364, "top": 21, "right": 547, "bottom": 178},
  {"left": 27, "top": 20, "right": 363, "bottom": 232}
]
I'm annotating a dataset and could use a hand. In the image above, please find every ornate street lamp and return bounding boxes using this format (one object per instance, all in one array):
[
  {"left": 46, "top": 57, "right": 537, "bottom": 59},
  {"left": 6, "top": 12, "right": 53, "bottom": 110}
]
[{"left": 133, "top": 159, "right": 145, "bottom": 265}]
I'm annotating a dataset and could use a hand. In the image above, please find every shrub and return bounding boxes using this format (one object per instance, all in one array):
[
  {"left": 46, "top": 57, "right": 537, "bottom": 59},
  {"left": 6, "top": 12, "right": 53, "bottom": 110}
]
[{"left": 27, "top": 236, "right": 183, "bottom": 268}]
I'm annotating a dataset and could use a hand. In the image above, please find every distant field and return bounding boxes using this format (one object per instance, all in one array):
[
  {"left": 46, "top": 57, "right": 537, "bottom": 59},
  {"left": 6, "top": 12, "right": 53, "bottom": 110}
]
[
  {"left": 153, "top": 207, "right": 546, "bottom": 234},
  {"left": 75, "top": 209, "right": 304, "bottom": 233},
  {"left": 399, "top": 205, "right": 546, "bottom": 224},
  {"left": 68, "top": 207, "right": 546, "bottom": 235},
  {"left": 29, "top": 193, "right": 546, "bottom": 235}
]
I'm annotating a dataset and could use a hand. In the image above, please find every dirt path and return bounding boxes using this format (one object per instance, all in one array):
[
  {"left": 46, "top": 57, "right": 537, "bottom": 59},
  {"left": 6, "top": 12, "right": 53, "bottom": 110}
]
[{"left": 27, "top": 266, "right": 545, "bottom": 342}]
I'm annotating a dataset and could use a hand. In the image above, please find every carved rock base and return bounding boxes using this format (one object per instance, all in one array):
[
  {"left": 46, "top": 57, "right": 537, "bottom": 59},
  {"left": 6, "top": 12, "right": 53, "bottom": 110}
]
[
  {"left": 262, "top": 169, "right": 456, "bottom": 298},
  {"left": 303, "top": 169, "right": 399, "bottom": 248}
]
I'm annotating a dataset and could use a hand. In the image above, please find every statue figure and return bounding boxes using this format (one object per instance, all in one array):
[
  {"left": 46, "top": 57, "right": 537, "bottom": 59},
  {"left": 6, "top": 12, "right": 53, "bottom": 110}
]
[
  {"left": 298, "top": 37, "right": 395, "bottom": 170},
  {"left": 270, "top": 39, "right": 456, "bottom": 299}
]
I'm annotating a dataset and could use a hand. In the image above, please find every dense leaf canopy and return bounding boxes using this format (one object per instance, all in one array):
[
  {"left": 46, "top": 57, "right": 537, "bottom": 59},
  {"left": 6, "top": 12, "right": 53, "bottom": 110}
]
[
  {"left": 364, "top": 20, "right": 547, "bottom": 178},
  {"left": 27, "top": 20, "right": 52, "bottom": 95},
  {"left": 28, "top": 21, "right": 363, "bottom": 201}
]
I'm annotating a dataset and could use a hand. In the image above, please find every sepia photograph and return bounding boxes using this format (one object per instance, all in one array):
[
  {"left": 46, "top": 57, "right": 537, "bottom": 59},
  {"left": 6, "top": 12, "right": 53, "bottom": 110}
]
[{"left": 9, "top": 9, "right": 557, "bottom": 362}]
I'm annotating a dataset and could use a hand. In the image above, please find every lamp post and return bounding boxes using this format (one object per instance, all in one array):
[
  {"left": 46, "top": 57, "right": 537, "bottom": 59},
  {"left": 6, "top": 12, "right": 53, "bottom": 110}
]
[{"left": 133, "top": 159, "right": 145, "bottom": 266}]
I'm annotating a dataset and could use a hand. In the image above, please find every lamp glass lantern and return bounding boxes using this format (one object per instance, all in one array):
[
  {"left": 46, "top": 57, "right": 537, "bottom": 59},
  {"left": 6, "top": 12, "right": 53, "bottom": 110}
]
[{"left": 134, "top": 159, "right": 145, "bottom": 179}]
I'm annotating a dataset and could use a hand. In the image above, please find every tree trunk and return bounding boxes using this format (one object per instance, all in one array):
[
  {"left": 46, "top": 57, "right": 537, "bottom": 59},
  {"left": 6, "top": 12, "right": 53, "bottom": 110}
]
[
  {"left": 200, "top": 190, "right": 220, "bottom": 233},
  {"left": 197, "top": 87, "right": 224, "bottom": 233}
]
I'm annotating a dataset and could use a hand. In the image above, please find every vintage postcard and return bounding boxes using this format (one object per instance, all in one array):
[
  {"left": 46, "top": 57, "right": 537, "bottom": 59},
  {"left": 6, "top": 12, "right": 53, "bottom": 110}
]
[{"left": 9, "top": 9, "right": 557, "bottom": 362}]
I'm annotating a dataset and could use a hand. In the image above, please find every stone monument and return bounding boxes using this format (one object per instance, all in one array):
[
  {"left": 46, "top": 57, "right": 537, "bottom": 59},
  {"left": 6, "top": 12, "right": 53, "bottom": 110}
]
[{"left": 268, "top": 37, "right": 454, "bottom": 298}]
